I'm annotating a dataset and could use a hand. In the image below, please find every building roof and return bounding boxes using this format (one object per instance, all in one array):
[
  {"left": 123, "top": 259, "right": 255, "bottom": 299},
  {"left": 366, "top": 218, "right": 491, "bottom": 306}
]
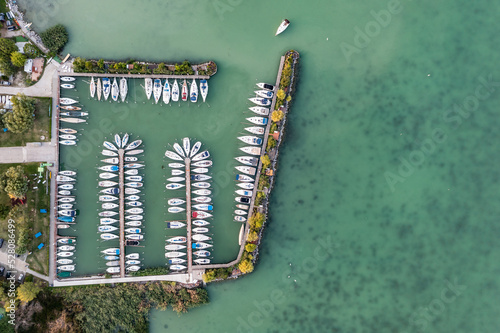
[{"left": 24, "top": 58, "right": 33, "bottom": 73}]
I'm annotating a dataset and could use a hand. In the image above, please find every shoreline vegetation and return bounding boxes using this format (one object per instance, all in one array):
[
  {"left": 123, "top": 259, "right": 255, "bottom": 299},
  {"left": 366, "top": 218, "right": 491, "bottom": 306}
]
[
  {"left": 203, "top": 50, "right": 300, "bottom": 283},
  {"left": 72, "top": 58, "right": 217, "bottom": 76}
]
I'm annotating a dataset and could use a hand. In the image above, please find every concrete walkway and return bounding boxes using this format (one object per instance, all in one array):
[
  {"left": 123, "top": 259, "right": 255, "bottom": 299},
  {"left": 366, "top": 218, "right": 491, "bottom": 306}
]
[
  {"left": 53, "top": 273, "right": 190, "bottom": 287},
  {"left": 0, "top": 61, "right": 58, "bottom": 97},
  {"left": 0, "top": 246, "right": 50, "bottom": 281},
  {"left": 0, "top": 142, "right": 57, "bottom": 163}
]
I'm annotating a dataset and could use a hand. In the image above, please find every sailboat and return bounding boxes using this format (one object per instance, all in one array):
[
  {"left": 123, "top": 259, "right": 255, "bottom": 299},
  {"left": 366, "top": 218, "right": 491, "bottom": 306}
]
[
  {"left": 190, "top": 79, "right": 198, "bottom": 102},
  {"left": 97, "top": 78, "right": 102, "bottom": 101},
  {"left": 172, "top": 79, "right": 179, "bottom": 102},
  {"left": 111, "top": 78, "right": 119, "bottom": 102},
  {"left": 60, "top": 98, "right": 78, "bottom": 105},
  {"left": 153, "top": 78, "right": 162, "bottom": 104},
  {"left": 182, "top": 137, "right": 190, "bottom": 156},
  {"left": 102, "top": 77, "right": 111, "bottom": 100},
  {"left": 163, "top": 80, "right": 170, "bottom": 104},
  {"left": 120, "top": 78, "right": 128, "bottom": 102},
  {"left": 200, "top": 79, "right": 208, "bottom": 102},
  {"left": 145, "top": 78, "right": 153, "bottom": 100},
  {"left": 275, "top": 19, "right": 290, "bottom": 36},
  {"left": 90, "top": 77, "right": 96, "bottom": 98},
  {"left": 181, "top": 80, "right": 188, "bottom": 101}
]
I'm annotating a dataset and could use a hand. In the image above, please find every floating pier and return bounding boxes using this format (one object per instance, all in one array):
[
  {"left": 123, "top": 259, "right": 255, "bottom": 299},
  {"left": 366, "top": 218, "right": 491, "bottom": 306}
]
[
  {"left": 185, "top": 158, "right": 193, "bottom": 276},
  {"left": 118, "top": 149, "right": 125, "bottom": 278}
]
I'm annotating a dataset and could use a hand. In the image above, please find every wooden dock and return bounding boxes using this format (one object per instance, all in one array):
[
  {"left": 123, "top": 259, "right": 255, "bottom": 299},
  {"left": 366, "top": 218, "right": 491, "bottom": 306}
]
[
  {"left": 185, "top": 158, "right": 193, "bottom": 277},
  {"left": 64, "top": 73, "right": 210, "bottom": 80},
  {"left": 118, "top": 149, "right": 125, "bottom": 278}
]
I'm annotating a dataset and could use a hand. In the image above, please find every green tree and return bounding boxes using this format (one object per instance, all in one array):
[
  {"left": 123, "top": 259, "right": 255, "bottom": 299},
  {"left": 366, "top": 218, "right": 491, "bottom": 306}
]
[
  {"left": 0, "top": 38, "right": 17, "bottom": 60},
  {"left": 2, "top": 94, "right": 36, "bottom": 134},
  {"left": 0, "top": 165, "right": 28, "bottom": 199},
  {"left": 23, "top": 43, "right": 42, "bottom": 58},
  {"left": 0, "top": 204, "right": 10, "bottom": 218},
  {"left": 97, "top": 58, "right": 104, "bottom": 69},
  {"left": 261, "top": 154, "right": 271, "bottom": 169},
  {"left": 245, "top": 243, "right": 257, "bottom": 252},
  {"left": 238, "top": 259, "right": 254, "bottom": 274},
  {"left": 40, "top": 24, "right": 69, "bottom": 53},
  {"left": 271, "top": 110, "right": 284, "bottom": 122},
  {"left": 277, "top": 89, "right": 286, "bottom": 100},
  {"left": 10, "top": 51, "right": 26, "bottom": 67},
  {"left": 72, "top": 57, "right": 86, "bottom": 72},
  {"left": 247, "top": 230, "right": 259, "bottom": 242},
  {"left": 248, "top": 212, "right": 265, "bottom": 230},
  {"left": 17, "top": 282, "right": 42, "bottom": 303},
  {"left": 267, "top": 136, "right": 277, "bottom": 151},
  {"left": 85, "top": 61, "right": 94, "bottom": 71}
]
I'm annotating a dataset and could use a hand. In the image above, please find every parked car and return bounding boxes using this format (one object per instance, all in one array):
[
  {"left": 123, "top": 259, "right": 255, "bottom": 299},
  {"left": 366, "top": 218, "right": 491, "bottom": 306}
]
[
  {"left": 0, "top": 266, "right": 4, "bottom": 276},
  {"left": 0, "top": 13, "right": 5, "bottom": 21},
  {"left": 7, "top": 25, "right": 15, "bottom": 31},
  {"left": 0, "top": 238, "right": 4, "bottom": 248},
  {"left": 17, "top": 273, "right": 24, "bottom": 282},
  {"left": 1, "top": 81, "right": 11, "bottom": 86}
]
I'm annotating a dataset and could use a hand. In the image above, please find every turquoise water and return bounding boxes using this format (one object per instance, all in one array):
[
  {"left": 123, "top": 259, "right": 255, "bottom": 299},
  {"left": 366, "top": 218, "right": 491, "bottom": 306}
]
[{"left": 20, "top": 0, "right": 500, "bottom": 331}]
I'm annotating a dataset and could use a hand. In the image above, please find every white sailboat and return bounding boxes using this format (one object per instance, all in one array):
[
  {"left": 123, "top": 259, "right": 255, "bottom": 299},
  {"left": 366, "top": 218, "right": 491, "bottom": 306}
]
[
  {"left": 172, "top": 79, "right": 179, "bottom": 102},
  {"left": 200, "top": 79, "right": 208, "bottom": 102},
  {"left": 120, "top": 78, "right": 128, "bottom": 102},
  {"left": 163, "top": 80, "right": 170, "bottom": 104},
  {"left": 153, "top": 78, "right": 162, "bottom": 104},
  {"left": 102, "top": 78, "right": 111, "bottom": 100},
  {"left": 145, "top": 78, "right": 153, "bottom": 100},
  {"left": 97, "top": 78, "right": 102, "bottom": 101},
  {"left": 190, "top": 79, "right": 198, "bottom": 103},
  {"left": 90, "top": 77, "right": 96, "bottom": 98},
  {"left": 111, "top": 78, "right": 119, "bottom": 102}
]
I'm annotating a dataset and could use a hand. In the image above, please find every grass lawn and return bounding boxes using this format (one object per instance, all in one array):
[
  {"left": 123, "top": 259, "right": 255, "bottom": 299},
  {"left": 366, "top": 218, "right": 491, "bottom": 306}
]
[
  {"left": 0, "top": 163, "right": 51, "bottom": 275},
  {"left": 0, "top": 1, "right": 7, "bottom": 14},
  {"left": 0, "top": 97, "right": 52, "bottom": 147}
]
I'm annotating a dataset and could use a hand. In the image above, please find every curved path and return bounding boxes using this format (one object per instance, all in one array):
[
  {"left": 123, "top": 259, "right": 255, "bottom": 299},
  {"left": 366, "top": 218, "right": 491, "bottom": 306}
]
[{"left": 0, "top": 61, "right": 58, "bottom": 98}]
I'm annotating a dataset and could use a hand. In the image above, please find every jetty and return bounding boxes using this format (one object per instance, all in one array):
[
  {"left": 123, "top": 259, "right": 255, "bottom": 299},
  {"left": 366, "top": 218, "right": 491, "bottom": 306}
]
[
  {"left": 118, "top": 149, "right": 125, "bottom": 277},
  {"left": 185, "top": 158, "right": 193, "bottom": 277},
  {"left": 65, "top": 73, "right": 210, "bottom": 80}
]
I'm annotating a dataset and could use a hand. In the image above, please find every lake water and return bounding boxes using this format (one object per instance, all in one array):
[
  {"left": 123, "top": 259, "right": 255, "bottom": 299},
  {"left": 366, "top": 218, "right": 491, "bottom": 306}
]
[{"left": 18, "top": 0, "right": 500, "bottom": 331}]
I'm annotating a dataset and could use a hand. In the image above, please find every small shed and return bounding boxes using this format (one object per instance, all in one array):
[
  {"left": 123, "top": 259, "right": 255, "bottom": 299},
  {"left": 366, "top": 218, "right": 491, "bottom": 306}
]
[{"left": 24, "top": 58, "right": 33, "bottom": 73}]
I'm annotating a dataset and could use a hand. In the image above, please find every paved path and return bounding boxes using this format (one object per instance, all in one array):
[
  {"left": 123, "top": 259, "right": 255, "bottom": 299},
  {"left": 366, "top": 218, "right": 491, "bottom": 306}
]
[
  {"left": 68, "top": 72, "right": 210, "bottom": 79},
  {"left": 0, "top": 142, "right": 57, "bottom": 163},
  {"left": 0, "top": 246, "right": 50, "bottom": 281},
  {"left": 52, "top": 273, "right": 189, "bottom": 287},
  {"left": 0, "top": 61, "right": 58, "bottom": 97}
]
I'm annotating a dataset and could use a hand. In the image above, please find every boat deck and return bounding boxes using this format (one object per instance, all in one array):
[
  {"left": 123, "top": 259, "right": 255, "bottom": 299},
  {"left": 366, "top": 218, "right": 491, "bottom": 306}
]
[{"left": 118, "top": 149, "right": 125, "bottom": 278}]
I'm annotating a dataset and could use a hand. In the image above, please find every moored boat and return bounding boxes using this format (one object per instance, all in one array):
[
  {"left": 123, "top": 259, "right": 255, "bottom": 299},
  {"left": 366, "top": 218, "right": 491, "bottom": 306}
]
[
  {"left": 60, "top": 105, "right": 82, "bottom": 110},
  {"left": 99, "top": 165, "right": 119, "bottom": 172},
  {"left": 165, "top": 150, "right": 183, "bottom": 161},
  {"left": 106, "top": 267, "right": 120, "bottom": 274},
  {"left": 237, "top": 182, "right": 254, "bottom": 190},
  {"left": 145, "top": 78, "right": 153, "bottom": 100},
  {"left": 192, "top": 196, "right": 211, "bottom": 203},
  {"left": 120, "top": 78, "right": 128, "bottom": 102},
  {"left": 181, "top": 79, "right": 188, "bottom": 101},
  {"left": 126, "top": 234, "right": 143, "bottom": 240},
  {"left": 235, "top": 156, "right": 258, "bottom": 166},
  {"left": 190, "top": 141, "right": 202, "bottom": 157},
  {"left": 192, "top": 227, "right": 209, "bottom": 233},
  {"left": 125, "top": 139, "right": 142, "bottom": 150},
  {"left": 247, "top": 116, "right": 268, "bottom": 125},
  {"left": 249, "top": 97, "right": 271, "bottom": 106},
  {"left": 169, "top": 163, "right": 184, "bottom": 168},
  {"left": 59, "top": 128, "right": 77, "bottom": 134},
  {"left": 165, "top": 244, "right": 186, "bottom": 251},
  {"left": 60, "top": 111, "right": 88, "bottom": 117},
  {"left": 153, "top": 78, "right": 162, "bottom": 104},
  {"left": 168, "top": 198, "right": 185, "bottom": 206},
  {"left": 194, "top": 258, "right": 211, "bottom": 265},
  {"left": 192, "top": 189, "right": 211, "bottom": 196},
  {"left": 126, "top": 253, "right": 140, "bottom": 259},
  {"left": 60, "top": 76, "right": 75, "bottom": 82},
  {"left": 192, "top": 219, "right": 210, "bottom": 226},
  {"left": 256, "top": 82, "right": 275, "bottom": 90},
  {"left": 238, "top": 136, "right": 263, "bottom": 145},
  {"left": 173, "top": 143, "right": 185, "bottom": 158},
  {"left": 59, "top": 134, "right": 77, "bottom": 140},
  {"left": 165, "top": 251, "right": 186, "bottom": 258},
  {"left": 99, "top": 172, "right": 118, "bottom": 179},
  {"left": 192, "top": 150, "right": 210, "bottom": 161},
  {"left": 126, "top": 149, "right": 144, "bottom": 155},
  {"left": 59, "top": 140, "right": 76, "bottom": 146},
  {"left": 122, "top": 133, "right": 129, "bottom": 148},
  {"left": 192, "top": 160, "right": 213, "bottom": 167},
  {"left": 60, "top": 118, "right": 86, "bottom": 124},
  {"left": 102, "top": 77, "right": 111, "bottom": 100},
  {"left": 192, "top": 204, "right": 213, "bottom": 211},
  {"left": 192, "top": 167, "right": 209, "bottom": 174},
  {"left": 90, "top": 77, "right": 96, "bottom": 98},
  {"left": 170, "top": 265, "right": 187, "bottom": 271},
  {"left": 58, "top": 265, "right": 76, "bottom": 271},
  {"left": 172, "top": 79, "right": 179, "bottom": 102},
  {"left": 192, "top": 182, "right": 210, "bottom": 189},
  {"left": 167, "top": 236, "right": 187, "bottom": 243},
  {"left": 240, "top": 146, "right": 261, "bottom": 155},
  {"left": 166, "top": 183, "right": 185, "bottom": 190},
  {"left": 57, "top": 251, "right": 73, "bottom": 257},
  {"left": 168, "top": 206, "right": 185, "bottom": 213},
  {"left": 254, "top": 90, "right": 273, "bottom": 98},
  {"left": 100, "top": 218, "right": 119, "bottom": 225},
  {"left": 236, "top": 174, "right": 254, "bottom": 182},
  {"left": 235, "top": 166, "right": 256, "bottom": 175},
  {"left": 111, "top": 77, "right": 119, "bottom": 102},
  {"left": 235, "top": 216, "right": 247, "bottom": 222},
  {"left": 193, "top": 250, "right": 210, "bottom": 257},
  {"left": 200, "top": 79, "right": 208, "bottom": 102},
  {"left": 101, "top": 248, "right": 120, "bottom": 255},
  {"left": 100, "top": 188, "right": 119, "bottom": 195},
  {"left": 97, "top": 78, "right": 102, "bottom": 100},
  {"left": 192, "top": 242, "right": 212, "bottom": 249},
  {"left": 192, "top": 234, "right": 211, "bottom": 242},
  {"left": 60, "top": 98, "right": 78, "bottom": 105},
  {"left": 190, "top": 79, "right": 198, "bottom": 102},
  {"left": 168, "top": 258, "right": 186, "bottom": 264},
  {"left": 166, "top": 221, "right": 186, "bottom": 229},
  {"left": 235, "top": 209, "right": 247, "bottom": 215},
  {"left": 61, "top": 83, "right": 74, "bottom": 89},
  {"left": 275, "top": 19, "right": 290, "bottom": 36},
  {"left": 192, "top": 211, "right": 212, "bottom": 219},
  {"left": 163, "top": 80, "right": 171, "bottom": 104},
  {"left": 249, "top": 106, "right": 270, "bottom": 115},
  {"left": 102, "top": 157, "right": 119, "bottom": 164},
  {"left": 101, "top": 233, "right": 119, "bottom": 240},
  {"left": 102, "top": 149, "right": 118, "bottom": 157}
]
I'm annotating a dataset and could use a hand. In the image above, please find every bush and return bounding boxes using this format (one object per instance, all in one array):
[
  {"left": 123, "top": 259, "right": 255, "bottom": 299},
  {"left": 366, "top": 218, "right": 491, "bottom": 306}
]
[
  {"left": 261, "top": 154, "right": 271, "bottom": 169},
  {"left": 245, "top": 243, "right": 257, "bottom": 252},
  {"left": 23, "top": 43, "right": 42, "bottom": 58},
  {"left": 248, "top": 212, "right": 265, "bottom": 230},
  {"left": 238, "top": 259, "right": 254, "bottom": 274},
  {"left": 17, "top": 282, "right": 42, "bottom": 303},
  {"left": 271, "top": 110, "right": 284, "bottom": 123},
  {"left": 254, "top": 191, "right": 266, "bottom": 206},
  {"left": 277, "top": 89, "right": 286, "bottom": 100},
  {"left": 247, "top": 230, "right": 258, "bottom": 242},
  {"left": 267, "top": 137, "right": 277, "bottom": 151},
  {"left": 175, "top": 60, "right": 194, "bottom": 75},
  {"left": 40, "top": 24, "right": 68, "bottom": 54}
]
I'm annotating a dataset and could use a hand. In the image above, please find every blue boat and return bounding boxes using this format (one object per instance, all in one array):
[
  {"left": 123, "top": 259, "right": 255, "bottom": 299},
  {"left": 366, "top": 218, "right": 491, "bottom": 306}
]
[{"left": 57, "top": 216, "right": 75, "bottom": 222}]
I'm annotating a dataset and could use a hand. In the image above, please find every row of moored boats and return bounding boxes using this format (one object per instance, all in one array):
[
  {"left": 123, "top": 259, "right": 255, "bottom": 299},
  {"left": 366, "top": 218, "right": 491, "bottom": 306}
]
[{"left": 59, "top": 77, "right": 89, "bottom": 146}]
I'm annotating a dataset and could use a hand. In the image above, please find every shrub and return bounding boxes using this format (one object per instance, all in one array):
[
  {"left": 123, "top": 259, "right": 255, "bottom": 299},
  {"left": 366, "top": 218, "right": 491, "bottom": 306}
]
[
  {"left": 245, "top": 243, "right": 257, "bottom": 252},
  {"left": 261, "top": 154, "right": 271, "bottom": 169},
  {"left": 23, "top": 43, "right": 42, "bottom": 58},
  {"left": 271, "top": 110, "right": 284, "bottom": 123},
  {"left": 267, "top": 137, "right": 277, "bottom": 151},
  {"left": 247, "top": 230, "right": 258, "bottom": 242},
  {"left": 248, "top": 212, "right": 265, "bottom": 230},
  {"left": 276, "top": 89, "right": 286, "bottom": 100},
  {"left": 270, "top": 122, "right": 278, "bottom": 133},
  {"left": 175, "top": 60, "right": 194, "bottom": 75},
  {"left": 17, "top": 282, "right": 42, "bottom": 303},
  {"left": 238, "top": 259, "right": 254, "bottom": 274},
  {"left": 40, "top": 24, "right": 68, "bottom": 53}
]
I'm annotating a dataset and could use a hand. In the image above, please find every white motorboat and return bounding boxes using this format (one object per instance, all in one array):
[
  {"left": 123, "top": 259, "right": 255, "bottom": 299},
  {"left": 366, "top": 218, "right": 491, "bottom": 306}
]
[
  {"left": 57, "top": 251, "right": 73, "bottom": 257},
  {"left": 191, "top": 174, "right": 211, "bottom": 181},
  {"left": 125, "top": 227, "right": 141, "bottom": 234},
  {"left": 194, "top": 258, "right": 211, "bottom": 265},
  {"left": 153, "top": 78, "right": 162, "bottom": 104},
  {"left": 59, "top": 128, "right": 77, "bottom": 134},
  {"left": 60, "top": 98, "right": 78, "bottom": 105},
  {"left": 192, "top": 160, "right": 213, "bottom": 167},
  {"left": 60, "top": 111, "right": 88, "bottom": 117},
  {"left": 60, "top": 76, "right": 75, "bottom": 82},
  {"left": 163, "top": 80, "right": 170, "bottom": 104},
  {"left": 237, "top": 182, "right": 254, "bottom": 190},
  {"left": 126, "top": 194, "right": 141, "bottom": 201},
  {"left": 249, "top": 97, "right": 271, "bottom": 106},
  {"left": 99, "top": 165, "right": 119, "bottom": 172},
  {"left": 125, "top": 207, "right": 143, "bottom": 214},
  {"left": 190, "top": 79, "right": 198, "bottom": 102},
  {"left": 58, "top": 197, "right": 75, "bottom": 203},
  {"left": 192, "top": 242, "right": 212, "bottom": 249},
  {"left": 120, "top": 78, "right": 127, "bottom": 102},
  {"left": 167, "top": 236, "right": 187, "bottom": 243},
  {"left": 165, "top": 150, "right": 183, "bottom": 161},
  {"left": 168, "top": 198, "right": 185, "bottom": 206},
  {"left": 101, "top": 248, "right": 120, "bottom": 255},
  {"left": 58, "top": 190, "right": 71, "bottom": 196},
  {"left": 124, "top": 157, "right": 138, "bottom": 163},
  {"left": 101, "top": 233, "right": 119, "bottom": 240},
  {"left": 125, "top": 234, "right": 143, "bottom": 240},
  {"left": 247, "top": 116, "right": 268, "bottom": 125},
  {"left": 61, "top": 83, "right": 74, "bottom": 89},
  {"left": 165, "top": 252, "right": 186, "bottom": 258},
  {"left": 100, "top": 187, "right": 119, "bottom": 195},
  {"left": 58, "top": 203, "right": 73, "bottom": 209},
  {"left": 166, "top": 221, "right": 186, "bottom": 229},
  {"left": 126, "top": 201, "right": 142, "bottom": 207},
  {"left": 249, "top": 106, "right": 270, "bottom": 115},
  {"left": 235, "top": 216, "right": 247, "bottom": 222},
  {"left": 254, "top": 90, "right": 273, "bottom": 98},
  {"left": 182, "top": 137, "right": 190, "bottom": 156},
  {"left": 193, "top": 250, "right": 210, "bottom": 257},
  {"left": 126, "top": 175, "right": 142, "bottom": 182},
  {"left": 102, "top": 149, "right": 118, "bottom": 157},
  {"left": 170, "top": 265, "right": 187, "bottom": 271},
  {"left": 236, "top": 174, "right": 254, "bottom": 182},
  {"left": 90, "top": 77, "right": 96, "bottom": 98},
  {"left": 235, "top": 156, "right": 258, "bottom": 166},
  {"left": 102, "top": 203, "right": 119, "bottom": 209},
  {"left": 106, "top": 261, "right": 120, "bottom": 267},
  {"left": 126, "top": 265, "right": 141, "bottom": 272},
  {"left": 257, "top": 82, "right": 275, "bottom": 91},
  {"left": 122, "top": 133, "right": 129, "bottom": 148},
  {"left": 126, "top": 260, "right": 141, "bottom": 265},
  {"left": 235, "top": 209, "right": 247, "bottom": 215},
  {"left": 125, "top": 182, "right": 143, "bottom": 188},
  {"left": 181, "top": 79, "right": 188, "bottom": 101},
  {"left": 60, "top": 105, "right": 81, "bottom": 110},
  {"left": 104, "top": 255, "right": 119, "bottom": 261},
  {"left": 145, "top": 78, "right": 153, "bottom": 100},
  {"left": 125, "top": 149, "right": 144, "bottom": 155},
  {"left": 58, "top": 245, "right": 75, "bottom": 251},
  {"left": 192, "top": 196, "right": 211, "bottom": 203},
  {"left": 125, "top": 188, "right": 141, "bottom": 194},
  {"left": 114, "top": 134, "right": 121, "bottom": 148},
  {"left": 125, "top": 221, "right": 142, "bottom": 227},
  {"left": 58, "top": 265, "right": 76, "bottom": 271},
  {"left": 275, "top": 19, "right": 290, "bottom": 36},
  {"left": 192, "top": 182, "right": 210, "bottom": 189},
  {"left": 98, "top": 225, "right": 118, "bottom": 232},
  {"left": 101, "top": 158, "right": 119, "bottom": 164},
  {"left": 165, "top": 244, "right": 186, "bottom": 251},
  {"left": 168, "top": 207, "right": 185, "bottom": 213},
  {"left": 167, "top": 176, "right": 184, "bottom": 183},
  {"left": 125, "top": 215, "right": 143, "bottom": 220},
  {"left": 192, "top": 227, "right": 209, "bottom": 233},
  {"left": 99, "top": 211, "right": 119, "bottom": 217},
  {"left": 102, "top": 78, "right": 111, "bottom": 100},
  {"left": 99, "top": 195, "right": 118, "bottom": 202},
  {"left": 59, "top": 140, "right": 77, "bottom": 146},
  {"left": 124, "top": 163, "right": 144, "bottom": 169},
  {"left": 60, "top": 118, "right": 85, "bottom": 124},
  {"left": 237, "top": 204, "right": 249, "bottom": 210},
  {"left": 240, "top": 146, "right": 261, "bottom": 155},
  {"left": 192, "top": 220, "right": 210, "bottom": 226},
  {"left": 192, "top": 211, "right": 212, "bottom": 219},
  {"left": 97, "top": 78, "right": 102, "bottom": 100},
  {"left": 238, "top": 136, "right": 263, "bottom": 145},
  {"left": 192, "top": 151, "right": 210, "bottom": 161},
  {"left": 125, "top": 139, "right": 142, "bottom": 150},
  {"left": 173, "top": 143, "right": 185, "bottom": 158},
  {"left": 172, "top": 79, "right": 179, "bottom": 102},
  {"left": 189, "top": 141, "right": 202, "bottom": 157},
  {"left": 59, "top": 170, "right": 76, "bottom": 176},
  {"left": 111, "top": 78, "right": 119, "bottom": 101},
  {"left": 235, "top": 166, "right": 256, "bottom": 175},
  {"left": 101, "top": 218, "right": 119, "bottom": 225},
  {"left": 106, "top": 267, "right": 120, "bottom": 274},
  {"left": 235, "top": 196, "right": 250, "bottom": 204},
  {"left": 192, "top": 204, "right": 213, "bottom": 211},
  {"left": 57, "top": 259, "right": 73, "bottom": 265},
  {"left": 168, "top": 258, "right": 186, "bottom": 264},
  {"left": 191, "top": 168, "right": 208, "bottom": 173},
  {"left": 103, "top": 141, "right": 118, "bottom": 151},
  {"left": 169, "top": 163, "right": 184, "bottom": 168},
  {"left": 192, "top": 189, "right": 211, "bottom": 196},
  {"left": 192, "top": 234, "right": 211, "bottom": 242},
  {"left": 126, "top": 253, "right": 140, "bottom": 259},
  {"left": 200, "top": 79, "right": 208, "bottom": 102},
  {"left": 171, "top": 169, "right": 184, "bottom": 176},
  {"left": 99, "top": 172, "right": 118, "bottom": 179},
  {"left": 57, "top": 175, "right": 75, "bottom": 182}
]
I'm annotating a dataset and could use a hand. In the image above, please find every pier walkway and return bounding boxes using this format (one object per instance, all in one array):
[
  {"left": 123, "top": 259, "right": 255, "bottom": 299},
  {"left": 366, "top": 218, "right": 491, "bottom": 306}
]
[
  {"left": 52, "top": 273, "right": 190, "bottom": 287},
  {"left": 118, "top": 149, "right": 125, "bottom": 277},
  {"left": 185, "top": 158, "right": 193, "bottom": 278},
  {"left": 66, "top": 73, "right": 210, "bottom": 80}
]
